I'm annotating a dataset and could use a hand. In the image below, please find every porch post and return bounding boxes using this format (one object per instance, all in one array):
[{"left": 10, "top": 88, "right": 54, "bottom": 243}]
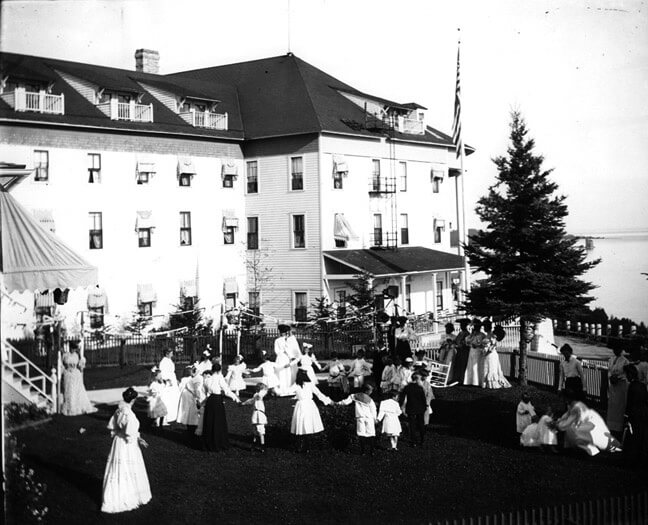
[
  {"left": 400, "top": 275, "right": 407, "bottom": 313},
  {"left": 431, "top": 273, "right": 438, "bottom": 334}
]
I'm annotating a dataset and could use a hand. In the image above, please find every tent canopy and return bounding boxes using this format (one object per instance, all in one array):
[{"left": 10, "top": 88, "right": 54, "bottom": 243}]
[{"left": 1, "top": 184, "right": 98, "bottom": 293}]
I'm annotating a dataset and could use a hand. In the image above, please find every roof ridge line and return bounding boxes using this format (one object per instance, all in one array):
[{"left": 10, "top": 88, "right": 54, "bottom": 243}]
[{"left": 291, "top": 55, "right": 324, "bottom": 132}]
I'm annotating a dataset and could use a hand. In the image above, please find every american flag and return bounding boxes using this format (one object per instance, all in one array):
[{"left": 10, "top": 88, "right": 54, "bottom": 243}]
[{"left": 452, "top": 45, "right": 463, "bottom": 159}]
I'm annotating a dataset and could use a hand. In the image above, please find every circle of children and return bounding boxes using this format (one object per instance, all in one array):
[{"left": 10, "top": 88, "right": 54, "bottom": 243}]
[{"left": 101, "top": 318, "right": 647, "bottom": 513}]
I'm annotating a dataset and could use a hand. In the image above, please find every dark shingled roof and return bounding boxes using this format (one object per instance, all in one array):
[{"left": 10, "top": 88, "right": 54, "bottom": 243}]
[
  {"left": 323, "top": 247, "right": 465, "bottom": 277},
  {"left": 0, "top": 51, "right": 473, "bottom": 153},
  {"left": 171, "top": 54, "right": 467, "bottom": 148},
  {"left": 0, "top": 52, "right": 244, "bottom": 139}
]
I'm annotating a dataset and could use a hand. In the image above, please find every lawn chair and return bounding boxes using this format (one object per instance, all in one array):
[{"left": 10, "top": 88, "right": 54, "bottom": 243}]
[{"left": 423, "top": 357, "right": 457, "bottom": 388}]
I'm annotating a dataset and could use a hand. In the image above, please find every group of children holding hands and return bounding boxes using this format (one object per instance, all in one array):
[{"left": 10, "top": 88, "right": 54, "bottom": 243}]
[{"left": 145, "top": 344, "right": 438, "bottom": 453}]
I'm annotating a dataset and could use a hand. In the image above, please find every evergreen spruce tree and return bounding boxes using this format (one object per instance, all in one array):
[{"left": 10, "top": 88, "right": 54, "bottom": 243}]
[
  {"left": 464, "top": 111, "right": 599, "bottom": 384},
  {"left": 345, "top": 272, "right": 376, "bottom": 329}
]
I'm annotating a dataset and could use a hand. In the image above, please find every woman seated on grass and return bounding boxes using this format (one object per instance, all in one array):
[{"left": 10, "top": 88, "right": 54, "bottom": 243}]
[{"left": 556, "top": 393, "right": 622, "bottom": 456}]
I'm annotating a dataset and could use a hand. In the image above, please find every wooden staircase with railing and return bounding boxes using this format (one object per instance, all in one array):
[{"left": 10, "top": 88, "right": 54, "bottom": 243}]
[{"left": 2, "top": 340, "right": 58, "bottom": 413}]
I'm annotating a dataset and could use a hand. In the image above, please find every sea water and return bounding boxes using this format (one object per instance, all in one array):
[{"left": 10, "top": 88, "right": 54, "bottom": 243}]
[{"left": 577, "top": 230, "right": 648, "bottom": 325}]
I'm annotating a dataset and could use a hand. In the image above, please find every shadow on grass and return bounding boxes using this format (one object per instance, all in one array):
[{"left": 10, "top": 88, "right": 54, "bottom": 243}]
[{"left": 24, "top": 452, "right": 102, "bottom": 506}]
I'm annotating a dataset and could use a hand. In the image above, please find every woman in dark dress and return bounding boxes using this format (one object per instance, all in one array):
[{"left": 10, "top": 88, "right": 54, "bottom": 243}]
[
  {"left": 623, "top": 364, "right": 648, "bottom": 465},
  {"left": 449, "top": 318, "right": 471, "bottom": 385},
  {"left": 201, "top": 363, "right": 240, "bottom": 451}
]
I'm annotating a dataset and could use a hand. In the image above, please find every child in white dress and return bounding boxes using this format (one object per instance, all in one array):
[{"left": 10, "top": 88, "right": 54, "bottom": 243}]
[
  {"left": 338, "top": 383, "right": 378, "bottom": 454},
  {"left": 348, "top": 349, "right": 372, "bottom": 390},
  {"left": 176, "top": 366, "right": 203, "bottom": 432},
  {"left": 247, "top": 351, "right": 279, "bottom": 396},
  {"left": 226, "top": 355, "right": 247, "bottom": 397},
  {"left": 194, "top": 369, "right": 212, "bottom": 437},
  {"left": 380, "top": 357, "right": 397, "bottom": 394},
  {"left": 521, "top": 407, "right": 558, "bottom": 451},
  {"left": 242, "top": 384, "right": 268, "bottom": 452},
  {"left": 378, "top": 389, "right": 403, "bottom": 450},
  {"left": 290, "top": 369, "right": 333, "bottom": 452},
  {"left": 147, "top": 369, "right": 167, "bottom": 427},
  {"left": 516, "top": 392, "right": 536, "bottom": 434},
  {"left": 300, "top": 343, "right": 322, "bottom": 384},
  {"left": 326, "top": 352, "right": 348, "bottom": 401}
]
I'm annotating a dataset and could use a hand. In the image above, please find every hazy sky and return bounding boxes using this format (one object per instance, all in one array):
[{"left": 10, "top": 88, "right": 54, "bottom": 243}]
[{"left": 2, "top": 0, "right": 647, "bottom": 234}]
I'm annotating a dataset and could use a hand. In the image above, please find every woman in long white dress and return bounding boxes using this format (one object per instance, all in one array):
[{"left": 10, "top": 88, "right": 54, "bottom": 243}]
[
  {"left": 274, "top": 337, "right": 294, "bottom": 396},
  {"left": 159, "top": 349, "right": 179, "bottom": 422},
  {"left": 556, "top": 399, "right": 621, "bottom": 456},
  {"left": 61, "top": 346, "right": 97, "bottom": 416},
  {"left": 101, "top": 387, "right": 151, "bottom": 513},
  {"left": 481, "top": 320, "right": 511, "bottom": 389},
  {"left": 176, "top": 366, "right": 203, "bottom": 431},
  {"left": 289, "top": 369, "right": 332, "bottom": 451},
  {"left": 464, "top": 319, "right": 487, "bottom": 387}
]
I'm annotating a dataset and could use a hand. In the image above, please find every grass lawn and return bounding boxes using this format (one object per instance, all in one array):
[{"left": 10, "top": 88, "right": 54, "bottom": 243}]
[{"left": 7, "top": 381, "right": 646, "bottom": 525}]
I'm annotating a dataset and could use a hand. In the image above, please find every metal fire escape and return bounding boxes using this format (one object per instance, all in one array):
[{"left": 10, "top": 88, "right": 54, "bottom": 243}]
[{"left": 365, "top": 107, "right": 399, "bottom": 249}]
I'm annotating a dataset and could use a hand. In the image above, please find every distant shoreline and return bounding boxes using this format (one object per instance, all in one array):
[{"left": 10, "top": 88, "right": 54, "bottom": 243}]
[{"left": 570, "top": 229, "right": 648, "bottom": 239}]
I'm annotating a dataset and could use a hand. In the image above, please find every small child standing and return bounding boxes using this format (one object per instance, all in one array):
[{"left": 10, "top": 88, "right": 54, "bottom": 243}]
[
  {"left": 380, "top": 357, "right": 397, "bottom": 394},
  {"left": 242, "top": 384, "right": 268, "bottom": 452},
  {"left": 516, "top": 392, "right": 536, "bottom": 435},
  {"left": 194, "top": 369, "right": 212, "bottom": 438},
  {"left": 347, "top": 349, "right": 372, "bottom": 391},
  {"left": 377, "top": 389, "right": 402, "bottom": 450},
  {"left": 147, "top": 368, "right": 168, "bottom": 427},
  {"left": 247, "top": 351, "right": 279, "bottom": 396},
  {"left": 326, "top": 352, "right": 348, "bottom": 401},
  {"left": 226, "top": 354, "right": 247, "bottom": 397},
  {"left": 338, "top": 384, "right": 378, "bottom": 454}
]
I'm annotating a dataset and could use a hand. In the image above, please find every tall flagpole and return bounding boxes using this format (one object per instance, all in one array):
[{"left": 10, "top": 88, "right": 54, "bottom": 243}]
[{"left": 452, "top": 31, "right": 471, "bottom": 303}]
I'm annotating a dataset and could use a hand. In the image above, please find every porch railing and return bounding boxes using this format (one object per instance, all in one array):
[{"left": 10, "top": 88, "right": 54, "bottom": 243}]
[
  {"left": 96, "top": 101, "right": 154, "bottom": 122},
  {"left": 179, "top": 111, "right": 228, "bottom": 130},
  {"left": 2, "top": 340, "right": 57, "bottom": 413},
  {"left": 0, "top": 90, "right": 65, "bottom": 114}
]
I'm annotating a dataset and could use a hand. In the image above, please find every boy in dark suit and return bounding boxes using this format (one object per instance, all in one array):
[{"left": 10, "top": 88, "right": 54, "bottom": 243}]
[{"left": 399, "top": 372, "right": 427, "bottom": 446}]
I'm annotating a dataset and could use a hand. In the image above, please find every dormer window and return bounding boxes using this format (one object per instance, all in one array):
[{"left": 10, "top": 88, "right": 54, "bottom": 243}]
[
  {"left": 95, "top": 90, "right": 153, "bottom": 122},
  {"left": 0, "top": 78, "right": 65, "bottom": 115},
  {"left": 178, "top": 98, "right": 228, "bottom": 130}
]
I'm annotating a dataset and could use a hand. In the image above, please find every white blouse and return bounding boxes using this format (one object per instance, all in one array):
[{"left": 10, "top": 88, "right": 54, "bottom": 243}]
[{"left": 203, "top": 373, "right": 238, "bottom": 401}]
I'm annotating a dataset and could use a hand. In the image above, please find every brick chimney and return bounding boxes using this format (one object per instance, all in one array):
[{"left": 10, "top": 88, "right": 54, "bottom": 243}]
[{"left": 135, "top": 49, "right": 160, "bottom": 74}]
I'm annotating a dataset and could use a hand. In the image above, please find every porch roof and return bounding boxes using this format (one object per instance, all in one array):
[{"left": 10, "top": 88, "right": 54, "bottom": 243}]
[{"left": 323, "top": 247, "right": 465, "bottom": 277}]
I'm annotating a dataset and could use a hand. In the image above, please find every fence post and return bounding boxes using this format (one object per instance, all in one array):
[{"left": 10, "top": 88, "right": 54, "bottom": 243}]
[
  {"left": 510, "top": 351, "right": 518, "bottom": 380},
  {"left": 553, "top": 359, "right": 561, "bottom": 390},
  {"left": 600, "top": 367, "right": 608, "bottom": 405},
  {"left": 51, "top": 366, "right": 59, "bottom": 414},
  {"left": 119, "top": 339, "right": 126, "bottom": 368}
]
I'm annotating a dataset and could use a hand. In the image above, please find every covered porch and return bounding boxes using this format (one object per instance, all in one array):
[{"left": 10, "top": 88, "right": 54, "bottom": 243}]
[{"left": 322, "top": 246, "right": 468, "bottom": 320}]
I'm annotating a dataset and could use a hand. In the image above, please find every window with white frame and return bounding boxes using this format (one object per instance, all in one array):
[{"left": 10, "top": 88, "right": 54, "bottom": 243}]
[
  {"left": 246, "top": 161, "right": 258, "bottom": 193},
  {"left": 292, "top": 214, "right": 305, "bottom": 248},
  {"left": 247, "top": 217, "right": 259, "bottom": 250},
  {"left": 223, "top": 225, "right": 235, "bottom": 244},
  {"left": 138, "top": 301, "right": 153, "bottom": 317},
  {"left": 179, "top": 173, "right": 192, "bottom": 187},
  {"left": 372, "top": 159, "right": 381, "bottom": 191},
  {"left": 89, "top": 212, "right": 103, "bottom": 249},
  {"left": 432, "top": 169, "right": 444, "bottom": 194},
  {"left": 432, "top": 177, "right": 441, "bottom": 193},
  {"left": 400, "top": 213, "right": 409, "bottom": 245},
  {"left": 333, "top": 170, "right": 343, "bottom": 189},
  {"left": 248, "top": 291, "right": 260, "bottom": 318},
  {"left": 434, "top": 219, "right": 445, "bottom": 244},
  {"left": 373, "top": 213, "right": 383, "bottom": 246},
  {"left": 294, "top": 292, "right": 308, "bottom": 322},
  {"left": 291, "top": 156, "right": 303, "bottom": 190},
  {"left": 34, "top": 150, "right": 48, "bottom": 182},
  {"left": 138, "top": 228, "right": 151, "bottom": 247},
  {"left": 136, "top": 160, "right": 155, "bottom": 185},
  {"left": 180, "top": 211, "right": 192, "bottom": 246},
  {"left": 399, "top": 161, "right": 407, "bottom": 191},
  {"left": 88, "top": 153, "right": 101, "bottom": 183}
]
